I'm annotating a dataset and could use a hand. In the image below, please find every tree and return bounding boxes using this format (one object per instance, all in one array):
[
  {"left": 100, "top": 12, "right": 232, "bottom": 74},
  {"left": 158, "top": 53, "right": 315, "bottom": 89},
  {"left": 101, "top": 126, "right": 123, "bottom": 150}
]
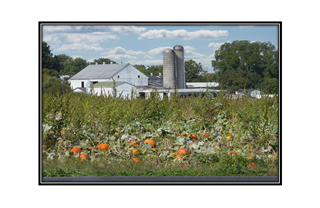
[
  {"left": 261, "top": 78, "right": 278, "bottom": 94},
  {"left": 211, "top": 40, "right": 279, "bottom": 91},
  {"left": 42, "top": 41, "right": 55, "bottom": 70},
  {"left": 42, "top": 77, "right": 71, "bottom": 95},
  {"left": 89, "top": 58, "right": 116, "bottom": 65},
  {"left": 63, "top": 57, "right": 88, "bottom": 75},
  {"left": 216, "top": 69, "right": 255, "bottom": 92},
  {"left": 147, "top": 65, "right": 163, "bottom": 76},
  {"left": 185, "top": 59, "right": 205, "bottom": 82},
  {"left": 133, "top": 64, "right": 149, "bottom": 75},
  {"left": 42, "top": 68, "right": 59, "bottom": 78}
]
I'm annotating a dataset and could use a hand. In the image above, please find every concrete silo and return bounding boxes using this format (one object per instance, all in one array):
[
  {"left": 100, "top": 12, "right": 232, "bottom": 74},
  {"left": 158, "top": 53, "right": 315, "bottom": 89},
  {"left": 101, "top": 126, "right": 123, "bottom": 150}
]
[
  {"left": 163, "top": 48, "right": 176, "bottom": 89},
  {"left": 173, "top": 45, "right": 185, "bottom": 89}
]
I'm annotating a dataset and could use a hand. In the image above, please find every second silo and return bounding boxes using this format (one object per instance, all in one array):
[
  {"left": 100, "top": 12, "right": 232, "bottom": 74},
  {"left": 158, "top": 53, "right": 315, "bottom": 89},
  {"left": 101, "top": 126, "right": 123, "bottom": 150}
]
[
  {"left": 173, "top": 45, "right": 185, "bottom": 89},
  {"left": 163, "top": 48, "right": 176, "bottom": 89}
]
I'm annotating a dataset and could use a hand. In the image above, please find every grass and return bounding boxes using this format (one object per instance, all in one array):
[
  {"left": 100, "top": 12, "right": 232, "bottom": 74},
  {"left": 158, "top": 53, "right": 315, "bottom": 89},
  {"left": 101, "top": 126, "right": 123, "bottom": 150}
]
[{"left": 42, "top": 90, "right": 279, "bottom": 177}]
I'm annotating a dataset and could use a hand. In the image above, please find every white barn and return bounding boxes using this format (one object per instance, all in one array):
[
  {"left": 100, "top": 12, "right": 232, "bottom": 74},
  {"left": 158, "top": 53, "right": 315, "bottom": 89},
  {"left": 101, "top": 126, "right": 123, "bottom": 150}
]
[
  {"left": 69, "top": 63, "right": 148, "bottom": 91},
  {"left": 89, "top": 81, "right": 136, "bottom": 99}
]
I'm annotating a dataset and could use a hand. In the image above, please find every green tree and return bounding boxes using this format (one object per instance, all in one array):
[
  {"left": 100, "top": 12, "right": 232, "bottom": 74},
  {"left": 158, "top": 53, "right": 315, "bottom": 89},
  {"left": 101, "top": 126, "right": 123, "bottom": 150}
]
[
  {"left": 185, "top": 59, "right": 205, "bottom": 82},
  {"left": 133, "top": 64, "right": 149, "bottom": 75},
  {"left": 217, "top": 69, "right": 255, "bottom": 92},
  {"left": 211, "top": 40, "right": 278, "bottom": 91},
  {"left": 63, "top": 57, "right": 89, "bottom": 74},
  {"left": 42, "top": 77, "right": 71, "bottom": 95},
  {"left": 42, "top": 41, "right": 59, "bottom": 70},
  {"left": 147, "top": 65, "right": 163, "bottom": 76},
  {"left": 89, "top": 58, "right": 116, "bottom": 65},
  {"left": 261, "top": 78, "right": 278, "bottom": 94},
  {"left": 42, "top": 68, "right": 59, "bottom": 78}
]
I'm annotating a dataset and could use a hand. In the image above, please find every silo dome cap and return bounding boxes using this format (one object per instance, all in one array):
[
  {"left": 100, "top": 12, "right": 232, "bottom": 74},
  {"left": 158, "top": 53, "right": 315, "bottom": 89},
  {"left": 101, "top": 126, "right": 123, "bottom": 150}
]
[
  {"left": 173, "top": 45, "right": 184, "bottom": 50},
  {"left": 163, "top": 48, "right": 174, "bottom": 54}
]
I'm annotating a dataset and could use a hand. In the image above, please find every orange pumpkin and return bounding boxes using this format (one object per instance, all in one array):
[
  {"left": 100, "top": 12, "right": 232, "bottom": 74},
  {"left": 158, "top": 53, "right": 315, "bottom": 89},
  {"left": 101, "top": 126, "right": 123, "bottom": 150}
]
[
  {"left": 273, "top": 155, "right": 278, "bottom": 159},
  {"left": 100, "top": 144, "right": 109, "bottom": 150},
  {"left": 129, "top": 140, "right": 139, "bottom": 148},
  {"left": 132, "top": 148, "right": 139, "bottom": 155},
  {"left": 80, "top": 154, "right": 88, "bottom": 159},
  {"left": 130, "top": 158, "right": 141, "bottom": 163},
  {"left": 201, "top": 132, "right": 209, "bottom": 137},
  {"left": 190, "top": 142, "right": 195, "bottom": 146},
  {"left": 60, "top": 130, "right": 66, "bottom": 135},
  {"left": 248, "top": 162, "right": 256, "bottom": 168},
  {"left": 225, "top": 135, "right": 232, "bottom": 140},
  {"left": 229, "top": 151, "right": 238, "bottom": 155},
  {"left": 144, "top": 139, "right": 156, "bottom": 148},
  {"left": 97, "top": 144, "right": 101, "bottom": 147},
  {"left": 177, "top": 148, "right": 190, "bottom": 155},
  {"left": 179, "top": 133, "right": 187, "bottom": 137},
  {"left": 247, "top": 155, "right": 254, "bottom": 159},
  {"left": 70, "top": 147, "right": 81, "bottom": 155},
  {"left": 88, "top": 146, "right": 93, "bottom": 149},
  {"left": 175, "top": 155, "right": 182, "bottom": 159}
]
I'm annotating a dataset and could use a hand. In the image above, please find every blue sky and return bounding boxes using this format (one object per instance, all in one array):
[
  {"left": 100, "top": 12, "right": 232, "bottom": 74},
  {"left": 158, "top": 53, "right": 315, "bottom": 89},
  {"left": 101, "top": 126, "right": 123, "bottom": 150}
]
[{"left": 43, "top": 24, "right": 278, "bottom": 73}]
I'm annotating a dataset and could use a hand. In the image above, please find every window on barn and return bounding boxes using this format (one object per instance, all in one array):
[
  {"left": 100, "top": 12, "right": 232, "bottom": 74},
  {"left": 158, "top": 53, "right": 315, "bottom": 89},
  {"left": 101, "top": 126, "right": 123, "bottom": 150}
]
[
  {"left": 138, "top": 75, "right": 140, "bottom": 78},
  {"left": 92, "top": 81, "right": 98, "bottom": 84},
  {"left": 81, "top": 82, "right": 84, "bottom": 88},
  {"left": 118, "top": 75, "right": 120, "bottom": 78}
]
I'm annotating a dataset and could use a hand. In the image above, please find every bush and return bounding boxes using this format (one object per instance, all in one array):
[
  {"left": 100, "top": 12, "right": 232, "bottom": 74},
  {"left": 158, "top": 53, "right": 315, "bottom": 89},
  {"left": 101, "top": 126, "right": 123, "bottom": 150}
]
[{"left": 42, "top": 77, "right": 71, "bottom": 95}]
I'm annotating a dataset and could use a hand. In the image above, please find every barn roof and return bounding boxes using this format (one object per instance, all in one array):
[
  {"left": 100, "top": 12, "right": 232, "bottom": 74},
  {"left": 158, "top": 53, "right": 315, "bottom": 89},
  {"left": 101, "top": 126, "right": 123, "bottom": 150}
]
[{"left": 69, "top": 63, "right": 130, "bottom": 80}]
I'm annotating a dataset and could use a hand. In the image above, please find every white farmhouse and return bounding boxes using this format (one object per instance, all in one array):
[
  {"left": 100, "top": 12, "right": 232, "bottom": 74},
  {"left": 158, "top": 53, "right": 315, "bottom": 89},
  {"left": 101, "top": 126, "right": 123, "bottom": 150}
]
[{"left": 69, "top": 63, "right": 148, "bottom": 91}]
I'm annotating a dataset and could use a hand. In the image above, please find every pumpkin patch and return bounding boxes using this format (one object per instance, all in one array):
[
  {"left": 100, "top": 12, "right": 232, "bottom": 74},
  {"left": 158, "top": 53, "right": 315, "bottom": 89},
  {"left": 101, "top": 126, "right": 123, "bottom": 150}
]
[{"left": 42, "top": 90, "right": 278, "bottom": 177}]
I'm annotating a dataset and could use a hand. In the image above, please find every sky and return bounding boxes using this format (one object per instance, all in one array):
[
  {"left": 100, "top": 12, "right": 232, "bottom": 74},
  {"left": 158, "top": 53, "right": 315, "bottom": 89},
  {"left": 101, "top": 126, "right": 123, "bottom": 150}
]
[{"left": 42, "top": 24, "right": 279, "bottom": 73}]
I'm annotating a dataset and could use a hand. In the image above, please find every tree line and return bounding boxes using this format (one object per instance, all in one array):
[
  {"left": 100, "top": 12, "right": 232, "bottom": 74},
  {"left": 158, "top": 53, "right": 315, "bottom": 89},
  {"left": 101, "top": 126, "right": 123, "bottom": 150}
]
[{"left": 42, "top": 40, "right": 278, "bottom": 95}]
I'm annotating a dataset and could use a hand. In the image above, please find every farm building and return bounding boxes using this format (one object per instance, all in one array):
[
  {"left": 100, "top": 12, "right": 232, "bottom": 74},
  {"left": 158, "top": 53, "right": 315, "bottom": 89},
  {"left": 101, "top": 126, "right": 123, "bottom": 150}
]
[
  {"left": 69, "top": 45, "right": 227, "bottom": 99},
  {"left": 235, "top": 89, "right": 261, "bottom": 98},
  {"left": 69, "top": 63, "right": 148, "bottom": 91},
  {"left": 89, "top": 81, "right": 136, "bottom": 98},
  {"left": 186, "top": 82, "right": 219, "bottom": 89}
]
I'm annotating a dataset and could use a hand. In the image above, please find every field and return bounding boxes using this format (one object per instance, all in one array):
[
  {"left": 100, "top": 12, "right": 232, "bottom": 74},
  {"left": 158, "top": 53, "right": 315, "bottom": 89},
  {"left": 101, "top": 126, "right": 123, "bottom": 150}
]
[{"left": 41, "top": 90, "right": 279, "bottom": 177}]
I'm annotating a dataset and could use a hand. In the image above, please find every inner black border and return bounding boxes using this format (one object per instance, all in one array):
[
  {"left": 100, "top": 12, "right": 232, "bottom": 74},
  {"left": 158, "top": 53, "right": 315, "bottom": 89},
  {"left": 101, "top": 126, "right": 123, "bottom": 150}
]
[{"left": 39, "top": 21, "right": 282, "bottom": 185}]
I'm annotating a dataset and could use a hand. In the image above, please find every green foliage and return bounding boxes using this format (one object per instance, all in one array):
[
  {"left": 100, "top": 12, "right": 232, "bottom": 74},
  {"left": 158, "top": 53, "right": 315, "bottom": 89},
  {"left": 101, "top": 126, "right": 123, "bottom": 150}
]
[
  {"left": 212, "top": 40, "right": 279, "bottom": 92},
  {"left": 62, "top": 57, "right": 88, "bottom": 75},
  {"left": 185, "top": 59, "right": 205, "bottom": 82},
  {"left": 133, "top": 64, "right": 149, "bottom": 75},
  {"left": 147, "top": 65, "right": 163, "bottom": 76},
  {"left": 89, "top": 58, "right": 116, "bottom": 65},
  {"left": 261, "top": 78, "right": 279, "bottom": 94},
  {"left": 42, "top": 77, "right": 71, "bottom": 95}
]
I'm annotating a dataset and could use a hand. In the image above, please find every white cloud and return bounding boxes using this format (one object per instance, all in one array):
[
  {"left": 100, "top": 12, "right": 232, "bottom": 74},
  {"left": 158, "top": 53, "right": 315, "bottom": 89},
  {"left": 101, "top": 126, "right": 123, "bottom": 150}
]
[
  {"left": 43, "top": 26, "right": 146, "bottom": 53},
  {"left": 101, "top": 46, "right": 145, "bottom": 60},
  {"left": 105, "top": 54, "right": 138, "bottom": 60},
  {"left": 43, "top": 32, "right": 118, "bottom": 45},
  {"left": 144, "top": 55, "right": 153, "bottom": 59},
  {"left": 107, "top": 46, "right": 145, "bottom": 56},
  {"left": 208, "top": 41, "right": 231, "bottom": 51},
  {"left": 43, "top": 26, "right": 146, "bottom": 35},
  {"left": 184, "top": 46, "right": 207, "bottom": 59},
  {"left": 139, "top": 29, "right": 229, "bottom": 40},
  {"left": 129, "top": 59, "right": 163, "bottom": 65},
  {"left": 147, "top": 46, "right": 171, "bottom": 55},
  {"left": 56, "top": 43, "right": 103, "bottom": 51}
]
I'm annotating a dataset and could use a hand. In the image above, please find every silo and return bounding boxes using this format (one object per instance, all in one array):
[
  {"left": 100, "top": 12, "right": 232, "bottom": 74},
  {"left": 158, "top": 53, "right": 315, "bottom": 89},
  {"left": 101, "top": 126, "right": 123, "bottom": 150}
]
[
  {"left": 163, "top": 48, "right": 175, "bottom": 89},
  {"left": 173, "top": 45, "right": 185, "bottom": 89}
]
